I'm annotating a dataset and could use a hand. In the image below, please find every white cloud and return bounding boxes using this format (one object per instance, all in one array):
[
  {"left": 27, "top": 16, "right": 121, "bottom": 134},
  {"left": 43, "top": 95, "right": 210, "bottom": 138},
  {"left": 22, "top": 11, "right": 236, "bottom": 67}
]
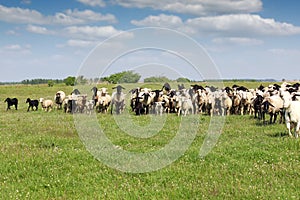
[
  {"left": 132, "top": 14, "right": 300, "bottom": 37},
  {"left": 186, "top": 14, "right": 300, "bottom": 36},
  {"left": 26, "top": 24, "right": 54, "bottom": 34},
  {"left": 1, "top": 44, "right": 31, "bottom": 54},
  {"left": 77, "top": 0, "right": 106, "bottom": 7},
  {"left": 0, "top": 5, "right": 45, "bottom": 24},
  {"left": 6, "top": 30, "right": 18, "bottom": 35},
  {"left": 0, "top": 5, "right": 116, "bottom": 25},
  {"left": 64, "top": 25, "right": 134, "bottom": 40},
  {"left": 66, "top": 39, "right": 97, "bottom": 47},
  {"left": 131, "top": 14, "right": 183, "bottom": 27},
  {"left": 112, "top": 0, "right": 262, "bottom": 16},
  {"left": 212, "top": 37, "right": 264, "bottom": 46}
]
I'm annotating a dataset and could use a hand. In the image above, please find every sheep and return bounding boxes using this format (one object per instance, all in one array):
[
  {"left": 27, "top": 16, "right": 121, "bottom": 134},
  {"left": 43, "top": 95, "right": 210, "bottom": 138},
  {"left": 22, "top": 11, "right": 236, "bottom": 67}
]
[
  {"left": 282, "top": 93, "right": 300, "bottom": 138},
  {"left": 4, "top": 97, "right": 18, "bottom": 111},
  {"left": 111, "top": 85, "right": 126, "bottom": 115},
  {"left": 239, "top": 91, "right": 254, "bottom": 115},
  {"left": 26, "top": 98, "right": 39, "bottom": 112},
  {"left": 177, "top": 96, "right": 194, "bottom": 116},
  {"left": 54, "top": 91, "right": 66, "bottom": 110},
  {"left": 63, "top": 98, "right": 70, "bottom": 113},
  {"left": 221, "top": 91, "right": 232, "bottom": 116},
  {"left": 195, "top": 89, "right": 207, "bottom": 114},
  {"left": 252, "top": 94, "right": 264, "bottom": 119},
  {"left": 261, "top": 95, "right": 283, "bottom": 124},
  {"left": 39, "top": 98, "right": 53, "bottom": 112},
  {"left": 85, "top": 100, "right": 95, "bottom": 115},
  {"left": 96, "top": 94, "right": 111, "bottom": 113},
  {"left": 129, "top": 88, "right": 140, "bottom": 112},
  {"left": 138, "top": 89, "right": 154, "bottom": 114},
  {"left": 76, "top": 95, "right": 87, "bottom": 113},
  {"left": 154, "top": 102, "right": 164, "bottom": 116}
]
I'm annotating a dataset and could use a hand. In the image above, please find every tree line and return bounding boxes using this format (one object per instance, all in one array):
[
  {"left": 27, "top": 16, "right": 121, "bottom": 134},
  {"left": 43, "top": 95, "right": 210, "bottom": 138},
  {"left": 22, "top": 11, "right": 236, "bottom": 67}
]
[{"left": 0, "top": 71, "right": 195, "bottom": 86}]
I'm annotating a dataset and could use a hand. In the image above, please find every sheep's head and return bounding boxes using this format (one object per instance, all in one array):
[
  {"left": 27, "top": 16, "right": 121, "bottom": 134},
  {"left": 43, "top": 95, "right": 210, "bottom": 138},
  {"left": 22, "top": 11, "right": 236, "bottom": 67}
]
[{"left": 39, "top": 98, "right": 44, "bottom": 103}]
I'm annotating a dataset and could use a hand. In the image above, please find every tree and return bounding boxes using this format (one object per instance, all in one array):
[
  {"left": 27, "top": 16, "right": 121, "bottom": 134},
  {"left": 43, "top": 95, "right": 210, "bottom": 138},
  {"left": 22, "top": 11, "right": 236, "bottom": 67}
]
[
  {"left": 144, "top": 76, "right": 171, "bottom": 83},
  {"left": 176, "top": 77, "right": 190, "bottom": 83},
  {"left": 101, "top": 71, "right": 141, "bottom": 84},
  {"left": 119, "top": 71, "right": 141, "bottom": 83},
  {"left": 64, "top": 76, "right": 76, "bottom": 86},
  {"left": 48, "top": 80, "right": 54, "bottom": 87}
]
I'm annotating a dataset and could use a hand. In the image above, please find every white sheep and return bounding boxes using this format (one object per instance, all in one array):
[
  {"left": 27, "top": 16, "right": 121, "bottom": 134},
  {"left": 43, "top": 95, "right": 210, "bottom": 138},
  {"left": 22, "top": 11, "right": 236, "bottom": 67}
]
[
  {"left": 282, "top": 93, "right": 300, "bottom": 138},
  {"left": 54, "top": 91, "right": 66, "bottom": 110},
  {"left": 154, "top": 101, "right": 164, "bottom": 116},
  {"left": 40, "top": 98, "right": 53, "bottom": 112},
  {"left": 111, "top": 85, "right": 126, "bottom": 115},
  {"left": 96, "top": 94, "right": 111, "bottom": 113},
  {"left": 85, "top": 100, "right": 94, "bottom": 115},
  {"left": 177, "top": 96, "right": 193, "bottom": 116},
  {"left": 221, "top": 91, "right": 232, "bottom": 116}
]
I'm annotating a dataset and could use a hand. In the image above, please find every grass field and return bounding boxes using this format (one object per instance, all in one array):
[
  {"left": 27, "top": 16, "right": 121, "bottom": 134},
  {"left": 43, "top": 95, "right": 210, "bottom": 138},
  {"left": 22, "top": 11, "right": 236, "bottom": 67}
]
[{"left": 1, "top": 82, "right": 300, "bottom": 199}]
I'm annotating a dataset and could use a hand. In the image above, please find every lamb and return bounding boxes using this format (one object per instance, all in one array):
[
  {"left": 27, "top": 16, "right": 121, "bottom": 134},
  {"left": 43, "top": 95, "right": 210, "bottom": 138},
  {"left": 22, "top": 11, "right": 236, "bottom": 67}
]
[
  {"left": 282, "top": 93, "right": 300, "bottom": 138},
  {"left": 54, "top": 91, "right": 66, "bottom": 110},
  {"left": 26, "top": 98, "right": 39, "bottom": 112},
  {"left": 4, "top": 97, "right": 18, "bottom": 111},
  {"left": 154, "top": 101, "right": 164, "bottom": 116},
  {"left": 111, "top": 85, "right": 126, "bottom": 115},
  {"left": 177, "top": 96, "right": 193, "bottom": 116},
  {"left": 85, "top": 100, "right": 94, "bottom": 115},
  {"left": 39, "top": 98, "right": 53, "bottom": 112}
]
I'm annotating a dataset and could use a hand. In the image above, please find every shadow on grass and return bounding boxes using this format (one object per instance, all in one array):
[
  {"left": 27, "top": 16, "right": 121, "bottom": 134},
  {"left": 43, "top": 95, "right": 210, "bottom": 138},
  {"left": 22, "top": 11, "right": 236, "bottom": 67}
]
[{"left": 267, "top": 131, "right": 288, "bottom": 138}]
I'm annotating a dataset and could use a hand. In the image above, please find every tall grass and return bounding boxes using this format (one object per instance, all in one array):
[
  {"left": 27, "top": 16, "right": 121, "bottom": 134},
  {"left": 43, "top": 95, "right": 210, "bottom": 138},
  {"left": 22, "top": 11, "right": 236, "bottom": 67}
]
[{"left": 0, "top": 83, "right": 299, "bottom": 199}]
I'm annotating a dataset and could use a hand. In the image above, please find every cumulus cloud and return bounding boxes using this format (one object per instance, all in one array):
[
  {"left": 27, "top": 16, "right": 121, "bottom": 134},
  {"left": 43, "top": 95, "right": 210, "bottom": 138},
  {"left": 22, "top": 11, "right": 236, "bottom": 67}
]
[
  {"left": 64, "top": 25, "right": 134, "bottom": 40},
  {"left": 112, "top": 0, "right": 262, "bottom": 16},
  {"left": 186, "top": 14, "right": 300, "bottom": 36},
  {"left": 132, "top": 14, "right": 300, "bottom": 37},
  {"left": 77, "top": 0, "right": 106, "bottom": 7},
  {"left": 26, "top": 24, "right": 54, "bottom": 34},
  {"left": 0, "top": 5, "right": 117, "bottom": 25},
  {"left": 66, "top": 39, "right": 97, "bottom": 47},
  {"left": 212, "top": 37, "right": 264, "bottom": 46},
  {"left": 1, "top": 44, "right": 31, "bottom": 54}
]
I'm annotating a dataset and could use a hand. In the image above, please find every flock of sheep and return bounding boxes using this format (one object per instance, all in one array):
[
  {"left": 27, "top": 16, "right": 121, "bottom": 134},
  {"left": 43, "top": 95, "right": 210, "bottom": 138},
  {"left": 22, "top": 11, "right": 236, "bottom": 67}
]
[{"left": 4, "top": 81, "right": 300, "bottom": 138}]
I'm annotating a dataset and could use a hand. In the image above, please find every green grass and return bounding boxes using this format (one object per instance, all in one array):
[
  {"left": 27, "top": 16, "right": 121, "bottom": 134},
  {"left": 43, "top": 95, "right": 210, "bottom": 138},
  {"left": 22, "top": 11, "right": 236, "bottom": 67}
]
[{"left": 1, "top": 83, "right": 300, "bottom": 199}]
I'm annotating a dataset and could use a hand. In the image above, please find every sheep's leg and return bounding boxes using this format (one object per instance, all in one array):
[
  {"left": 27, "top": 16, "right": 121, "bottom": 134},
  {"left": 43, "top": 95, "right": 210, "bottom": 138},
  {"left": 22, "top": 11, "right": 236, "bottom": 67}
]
[
  {"left": 110, "top": 103, "right": 114, "bottom": 115},
  {"left": 286, "top": 122, "right": 293, "bottom": 137},
  {"left": 273, "top": 113, "right": 277, "bottom": 124},
  {"left": 295, "top": 122, "right": 300, "bottom": 138}
]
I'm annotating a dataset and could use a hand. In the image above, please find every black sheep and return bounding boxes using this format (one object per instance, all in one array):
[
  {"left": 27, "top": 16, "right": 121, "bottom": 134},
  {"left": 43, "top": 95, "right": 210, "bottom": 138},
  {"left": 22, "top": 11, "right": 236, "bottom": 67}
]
[
  {"left": 26, "top": 98, "right": 39, "bottom": 112},
  {"left": 4, "top": 97, "right": 18, "bottom": 111}
]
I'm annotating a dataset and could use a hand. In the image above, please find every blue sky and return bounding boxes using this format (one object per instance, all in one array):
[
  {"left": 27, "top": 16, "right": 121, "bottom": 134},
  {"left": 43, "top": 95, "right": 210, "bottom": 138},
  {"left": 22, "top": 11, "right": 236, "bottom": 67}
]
[{"left": 1, "top": 0, "right": 300, "bottom": 82}]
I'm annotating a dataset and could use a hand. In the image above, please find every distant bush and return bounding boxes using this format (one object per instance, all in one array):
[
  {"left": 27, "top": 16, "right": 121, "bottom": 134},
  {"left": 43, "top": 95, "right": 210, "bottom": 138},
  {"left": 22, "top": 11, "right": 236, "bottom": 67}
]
[
  {"left": 176, "top": 77, "right": 190, "bottom": 82},
  {"left": 144, "top": 76, "right": 171, "bottom": 83},
  {"left": 63, "top": 76, "right": 76, "bottom": 86},
  {"left": 101, "top": 71, "right": 141, "bottom": 84}
]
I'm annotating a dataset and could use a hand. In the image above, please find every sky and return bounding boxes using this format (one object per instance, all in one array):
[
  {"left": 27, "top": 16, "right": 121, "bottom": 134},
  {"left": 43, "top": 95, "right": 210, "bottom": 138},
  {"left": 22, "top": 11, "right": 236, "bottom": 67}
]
[{"left": 1, "top": 0, "right": 300, "bottom": 82}]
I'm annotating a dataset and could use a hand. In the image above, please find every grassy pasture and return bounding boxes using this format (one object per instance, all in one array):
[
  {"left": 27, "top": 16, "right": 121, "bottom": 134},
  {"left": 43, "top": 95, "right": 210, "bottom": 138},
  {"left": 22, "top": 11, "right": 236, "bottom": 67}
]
[{"left": 1, "top": 82, "right": 300, "bottom": 199}]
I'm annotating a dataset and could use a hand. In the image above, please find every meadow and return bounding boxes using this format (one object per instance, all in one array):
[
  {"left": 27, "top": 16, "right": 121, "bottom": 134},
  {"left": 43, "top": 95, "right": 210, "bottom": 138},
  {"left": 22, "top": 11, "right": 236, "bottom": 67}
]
[{"left": 1, "top": 82, "right": 300, "bottom": 199}]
